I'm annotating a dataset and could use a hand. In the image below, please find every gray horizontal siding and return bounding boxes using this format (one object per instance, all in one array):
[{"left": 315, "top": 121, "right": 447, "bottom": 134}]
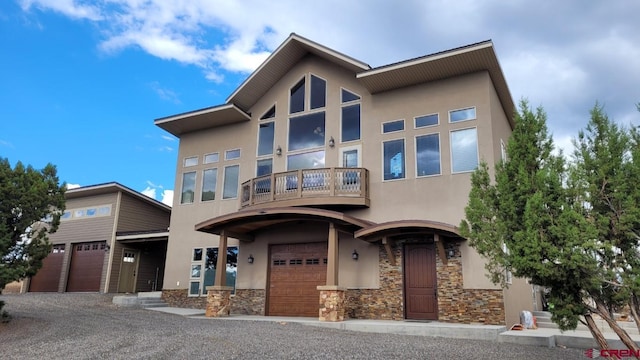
[{"left": 116, "top": 193, "right": 170, "bottom": 233}]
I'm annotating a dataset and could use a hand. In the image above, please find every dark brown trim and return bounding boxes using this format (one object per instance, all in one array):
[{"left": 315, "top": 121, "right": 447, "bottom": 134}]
[{"left": 355, "top": 220, "right": 461, "bottom": 242}]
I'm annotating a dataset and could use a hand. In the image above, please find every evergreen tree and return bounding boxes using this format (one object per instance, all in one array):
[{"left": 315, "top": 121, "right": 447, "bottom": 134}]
[
  {"left": 0, "top": 158, "right": 66, "bottom": 317},
  {"left": 460, "top": 100, "right": 640, "bottom": 351}
]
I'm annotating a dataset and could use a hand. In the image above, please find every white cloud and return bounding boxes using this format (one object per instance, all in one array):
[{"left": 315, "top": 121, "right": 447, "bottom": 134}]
[
  {"left": 140, "top": 186, "right": 156, "bottom": 199},
  {"left": 160, "top": 189, "right": 173, "bottom": 207},
  {"left": 149, "top": 81, "right": 181, "bottom": 104},
  {"left": 66, "top": 183, "right": 81, "bottom": 189},
  {"left": 19, "top": 0, "right": 102, "bottom": 21},
  {"left": 161, "top": 135, "right": 175, "bottom": 142}
]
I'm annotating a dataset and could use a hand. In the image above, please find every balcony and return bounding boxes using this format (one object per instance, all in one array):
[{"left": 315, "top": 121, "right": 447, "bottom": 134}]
[{"left": 240, "top": 167, "right": 370, "bottom": 209}]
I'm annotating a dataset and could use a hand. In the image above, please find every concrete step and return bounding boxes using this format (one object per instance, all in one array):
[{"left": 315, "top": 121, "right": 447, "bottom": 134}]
[
  {"left": 532, "top": 313, "right": 639, "bottom": 335},
  {"left": 138, "top": 298, "right": 167, "bottom": 308}
]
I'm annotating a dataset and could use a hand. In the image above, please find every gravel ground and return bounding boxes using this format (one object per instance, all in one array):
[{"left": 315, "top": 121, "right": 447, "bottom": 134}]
[{"left": 0, "top": 293, "right": 586, "bottom": 360}]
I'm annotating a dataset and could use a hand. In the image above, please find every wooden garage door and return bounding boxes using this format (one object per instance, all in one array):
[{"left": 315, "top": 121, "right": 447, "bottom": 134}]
[
  {"left": 66, "top": 241, "right": 106, "bottom": 292},
  {"left": 404, "top": 243, "right": 438, "bottom": 320},
  {"left": 29, "top": 244, "right": 66, "bottom": 292},
  {"left": 268, "top": 243, "right": 327, "bottom": 317}
]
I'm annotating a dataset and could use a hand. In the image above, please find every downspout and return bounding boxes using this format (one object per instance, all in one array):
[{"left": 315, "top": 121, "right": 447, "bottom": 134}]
[{"left": 103, "top": 191, "right": 122, "bottom": 293}]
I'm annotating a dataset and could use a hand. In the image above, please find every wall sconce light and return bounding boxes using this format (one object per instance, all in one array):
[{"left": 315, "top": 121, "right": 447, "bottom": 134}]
[
  {"left": 247, "top": 254, "right": 254, "bottom": 264},
  {"left": 447, "top": 249, "right": 455, "bottom": 259},
  {"left": 276, "top": 146, "right": 282, "bottom": 156},
  {"left": 352, "top": 249, "right": 359, "bottom": 261},
  {"left": 328, "top": 137, "right": 335, "bottom": 148},
  {"left": 104, "top": 244, "right": 111, "bottom": 252}
]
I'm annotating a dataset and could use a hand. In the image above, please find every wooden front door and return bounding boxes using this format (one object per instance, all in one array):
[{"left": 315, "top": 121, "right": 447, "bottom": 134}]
[
  {"left": 117, "top": 249, "right": 139, "bottom": 293},
  {"left": 268, "top": 243, "right": 327, "bottom": 317},
  {"left": 404, "top": 243, "right": 438, "bottom": 320}
]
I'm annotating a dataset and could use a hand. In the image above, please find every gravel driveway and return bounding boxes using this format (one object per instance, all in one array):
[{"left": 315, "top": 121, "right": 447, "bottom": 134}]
[{"left": 0, "top": 293, "right": 585, "bottom": 360}]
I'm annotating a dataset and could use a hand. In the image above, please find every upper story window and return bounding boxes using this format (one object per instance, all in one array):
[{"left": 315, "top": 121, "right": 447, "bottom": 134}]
[
  {"left": 341, "top": 88, "right": 361, "bottom": 143},
  {"left": 225, "top": 149, "right": 241, "bottom": 160},
  {"left": 416, "top": 133, "right": 441, "bottom": 177},
  {"left": 383, "top": 120, "right": 404, "bottom": 133},
  {"left": 222, "top": 165, "right": 240, "bottom": 199},
  {"left": 415, "top": 114, "right": 439, "bottom": 128},
  {"left": 181, "top": 171, "right": 196, "bottom": 204},
  {"left": 383, "top": 139, "right": 405, "bottom": 181},
  {"left": 290, "top": 78, "right": 305, "bottom": 114},
  {"left": 289, "top": 74, "right": 326, "bottom": 114},
  {"left": 451, "top": 127, "right": 479, "bottom": 173},
  {"left": 261, "top": 105, "right": 276, "bottom": 120},
  {"left": 288, "top": 112, "right": 325, "bottom": 151},
  {"left": 201, "top": 168, "right": 217, "bottom": 202},
  {"left": 204, "top": 153, "right": 219, "bottom": 164},
  {"left": 184, "top": 156, "right": 198, "bottom": 167},
  {"left": 310, "top": 75, "right": 326, "bottom": 109},
  {"left": 258, "top": 122, "right": 275, "bottom": 156},
  {"left": 449, "top": 107, "right": 476, "bottom": 123}
]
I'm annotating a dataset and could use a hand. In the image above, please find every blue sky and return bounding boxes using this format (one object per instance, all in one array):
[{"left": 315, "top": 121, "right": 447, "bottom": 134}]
[{"left": 1, "top": 1, "right": 639, "bottom": 206}]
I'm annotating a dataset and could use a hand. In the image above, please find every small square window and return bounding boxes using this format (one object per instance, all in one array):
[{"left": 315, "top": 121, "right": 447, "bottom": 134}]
[
  {"left": 97, "top": 206, "right": 111, "bottom": 216},
  {"left": 86, "top": 208, "right": 96, "bottom": 217},
  {"left": 204, "top": 153, "right": 219, "bottom": 164},
  {"left": 225, "top": 149, "right": 241, "bottom": 160},
  {"left": 184, "top": 156, "right": 198, "bottom": 167},
  {"left": 191, "top": 264, "right": 202, "bottom": 278},
  {"left": 189, "top": 281, "right": 200, "bottom": 296},
  {"left": 74, "top": 209, "right": 85, "bottom": 218}
]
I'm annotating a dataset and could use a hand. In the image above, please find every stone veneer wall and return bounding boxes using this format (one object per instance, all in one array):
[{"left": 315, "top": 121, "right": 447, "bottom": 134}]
[
  {"left": 231, "top": 289, "right": 266, "bottom": 315},
  {"left": 162, "top": 289, "right": 206, "bottom": 308},
  {"left": 345, "top": 243, "right": 403, "bottom": 320},
  {"left": 436, "top": 243, "right": 505, "bottom": 325},
  {"left": 346, "top": 238, "right": 506, "bottom": 325}
]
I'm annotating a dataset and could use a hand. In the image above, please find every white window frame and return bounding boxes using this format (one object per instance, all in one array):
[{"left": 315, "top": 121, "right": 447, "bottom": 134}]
[
  {"left": 225, "top": 149, "right": 241, "bottom": 161},
  {"left": 204, "top": 153, "right": 219, "bottom": 164},
  {"left": 381, "top": 137, "right": 406, "bottom": 182},
  {"left": 382, "top": 119, "right": 405, "bottom": 134},
  {"left": 449, "top": 127, "right": 479, "bottom": 174},
  {"left": 180, "top": 171, "right": 197, "bottom": 204},
  {"left": 256, "top": 121, "right": 275, "bottom": 157},
  {"left": 201, "top": 168, "right": 218, "bottom": 202},
  {"left": 309, "top": 73, "right": 327, "bottom": 110},
  {"left": 288, "top": 75, "right": 306, "bottom": 114},
  {"left": 340, "top": 88, "right": 361, "bottom": 144},
  {"left": 339, "top": 144, "right": 362, "bottom": 168},
  {"left": 414, "top": 113, "right": 439, "bottom": 129},
  {"left": 414, "top": 132, "right": 442, "bottom": 178},
  {"left": 222, "top": 165, "right": 240, "bottom": 200},
  {"left": 448, "top": 106, "right": 477, "bottom": 123},
  {"left": 184, "top": 156, "right": 198, "bottom": 167}
]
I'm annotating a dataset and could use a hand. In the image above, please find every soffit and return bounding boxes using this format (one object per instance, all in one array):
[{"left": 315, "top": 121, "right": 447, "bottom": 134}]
[
  {"left": 195, "top": 207, "right": 373, "bottom": 236},
  {"left": 356, "top": 41, "right": 515, "bottom": 127},
  {"left": 65, "top": 182, "right": 171, "bottom": 212},
  {"left": 153, "top": 104, "right": 250, "bottom": 138},
  {"left": 226, "top": 33, "right": 370, "bottom": 112}
]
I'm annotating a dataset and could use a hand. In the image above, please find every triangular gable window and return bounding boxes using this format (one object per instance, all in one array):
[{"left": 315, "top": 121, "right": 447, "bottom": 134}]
[
  {"left": 261, "top": 105, "right": 276, "bottom": 120},
  {"left": 341, "top": 89, "right": 360, "bottom": 103}
]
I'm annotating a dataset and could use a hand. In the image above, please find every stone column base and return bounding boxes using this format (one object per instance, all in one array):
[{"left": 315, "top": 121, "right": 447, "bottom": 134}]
[
  {"left": 317, "top": 285, "right": 347, "bottom": 322},
  {"left": 205, "top": 286, "right": 233, "bottom": 317}
]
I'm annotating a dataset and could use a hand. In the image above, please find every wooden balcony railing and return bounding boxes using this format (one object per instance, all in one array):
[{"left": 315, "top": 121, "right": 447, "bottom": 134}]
[{"left": 240, "top": 167, "right": 369, "bottom": 209}]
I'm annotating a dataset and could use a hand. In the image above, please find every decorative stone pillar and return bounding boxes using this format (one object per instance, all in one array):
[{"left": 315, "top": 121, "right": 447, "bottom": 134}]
[
  {"left": 205, "top": 285, "right": 233, "bottom": 317},
  {"left": 317, "top": 285, "right": 346, "bottom": 322}
]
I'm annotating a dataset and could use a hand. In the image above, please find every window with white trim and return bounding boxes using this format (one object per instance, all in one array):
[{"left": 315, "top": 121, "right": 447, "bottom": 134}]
[
  {"left": 383, "top": 139, "right": 405, "bottom": 180},
  {"left": 222, "top": 165, "right": 240, "bottom": 199},
  {"left": 450, "top": 128, "right": 479, "bottom": 173},
  {"left": 201, "top": 168, "right": 217, "bottom": 202},
  {"left": 181, "top": 171, "right": 196, "bottom": 204},
  {"left": 449, "top": 107, "right": 476, "bottom": 123},
  {"left": 382, "top": 120, "right": 404, "bottom": 133},
  {"left": 416, "top": 133, "right": 441, "bottom": 177},
  {"left": 184, "top": 156, "right": 198, "bottom": 167},
  {"left": 189, "top": 247, "right": 238, "bottom": 296}
]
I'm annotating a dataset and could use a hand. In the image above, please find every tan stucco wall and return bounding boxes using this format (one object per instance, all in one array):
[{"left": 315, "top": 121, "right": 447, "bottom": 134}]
[
  {"left": 163, "top": 54, "right": 514, "bottom": 294},
  {"left": 503, "top": 277, "right": 536, "bottom": 326}
]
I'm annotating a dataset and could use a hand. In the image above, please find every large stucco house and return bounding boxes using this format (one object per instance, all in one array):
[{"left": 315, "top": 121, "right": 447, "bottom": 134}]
[{"left": 155, "top": 33, "right": 535, "bottom": 326}]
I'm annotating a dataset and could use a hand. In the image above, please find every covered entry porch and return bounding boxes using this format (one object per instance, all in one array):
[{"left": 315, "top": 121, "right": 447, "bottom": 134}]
[{"left": 194, "top": 207, "right": 372, "bottom": 321}]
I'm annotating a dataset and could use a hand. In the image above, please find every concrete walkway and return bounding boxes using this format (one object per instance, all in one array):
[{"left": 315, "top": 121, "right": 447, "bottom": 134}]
[{"left": 146, "top": 306, "right": 640, "bottom": 351}]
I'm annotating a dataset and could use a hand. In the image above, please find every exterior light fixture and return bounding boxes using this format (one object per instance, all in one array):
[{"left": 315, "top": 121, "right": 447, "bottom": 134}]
[
  {"left": 104, "top": 244, "right": 111, "bottom": 252},
  {"left": 352, "top": 249, "right": 359, "bottom": 260},
  {"left": 276, "top": 146, "right": 282, "bottom": 156},
  {"left": 248, "top": 254, "right": 254, "bottom": 264},
  {"left": 328, "top": 137, "right": 335, "bottom": 148},
  {"left": 447, "top": 249, "right": 455, "bottom": 258}
]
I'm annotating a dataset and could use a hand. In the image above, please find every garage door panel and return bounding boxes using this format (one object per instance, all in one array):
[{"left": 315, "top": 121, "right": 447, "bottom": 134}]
[
  {"left": 29, "top": 244, "right": 66, "bottom": 292},
  {"left": 268, "top": 242, "right": 327, "bottom": 317},
  {"left": 67, "top": 241, "right": 106, "bottom": 292}
]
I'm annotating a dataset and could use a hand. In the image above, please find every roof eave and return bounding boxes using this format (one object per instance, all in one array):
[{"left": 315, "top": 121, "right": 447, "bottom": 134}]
[{"left": 154, "top": 103, "right": 251, "bottom": 137}]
